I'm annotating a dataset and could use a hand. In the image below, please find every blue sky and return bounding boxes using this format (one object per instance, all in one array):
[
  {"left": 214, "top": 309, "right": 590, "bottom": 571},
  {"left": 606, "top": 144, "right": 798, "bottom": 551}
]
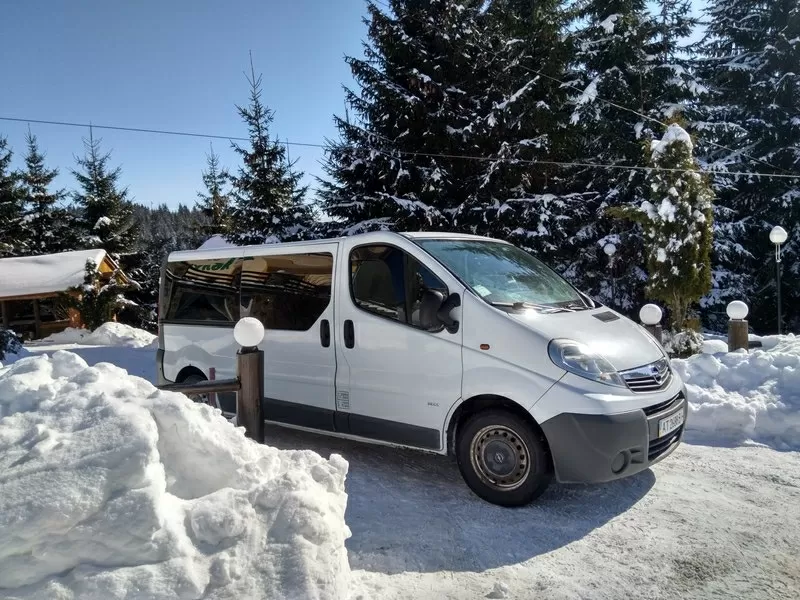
[{"left": 0, "top": 0, "right": 366, "bottom": 209}]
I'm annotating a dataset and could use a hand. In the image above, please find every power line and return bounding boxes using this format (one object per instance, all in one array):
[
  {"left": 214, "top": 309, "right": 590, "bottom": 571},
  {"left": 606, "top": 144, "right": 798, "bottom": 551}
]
[
  {"left": 2, "top": 114, "right": 798, "bottom": 179},
  {"left": 0, "top": 116, "right": 326, "bottom": 149}
]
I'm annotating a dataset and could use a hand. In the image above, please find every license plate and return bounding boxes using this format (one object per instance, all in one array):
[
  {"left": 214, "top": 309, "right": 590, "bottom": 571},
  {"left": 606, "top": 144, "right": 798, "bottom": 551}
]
[{"left": 658, "top": 410, "right": 685, "bottom": 438}]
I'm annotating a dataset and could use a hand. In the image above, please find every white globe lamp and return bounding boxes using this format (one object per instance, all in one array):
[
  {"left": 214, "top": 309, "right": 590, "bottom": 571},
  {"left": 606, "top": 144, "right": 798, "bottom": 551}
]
[
  {"left": 234, "top": 317, "right": 265, "bottom": 348},
  {"left": 726, "top": 301, "right": 748, "bottom": 321},
  {"left": 603, "top": 243, "right": 617, "bottom": 257},
  {"left": 639, "top": 304, "right": 662, "bottom": 326},
  {"left": 769, "top": 225, "right": 788, "bottom": 245}
]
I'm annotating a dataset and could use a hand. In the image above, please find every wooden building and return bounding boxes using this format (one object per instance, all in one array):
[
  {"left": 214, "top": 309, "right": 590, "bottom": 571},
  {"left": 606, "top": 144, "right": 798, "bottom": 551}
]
[{"left": 0, "top": 249, "right": 123, "bottom": 340}]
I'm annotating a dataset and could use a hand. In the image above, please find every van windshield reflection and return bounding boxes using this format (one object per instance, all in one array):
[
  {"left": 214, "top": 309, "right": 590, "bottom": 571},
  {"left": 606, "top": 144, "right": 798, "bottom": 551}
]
[{"left": 417, "top": 239, "right": 589, "bottom": 310}]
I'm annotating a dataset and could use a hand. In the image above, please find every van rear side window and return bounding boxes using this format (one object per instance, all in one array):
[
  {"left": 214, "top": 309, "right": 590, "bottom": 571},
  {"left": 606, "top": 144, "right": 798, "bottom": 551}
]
[
  {"left": 241, "top": 253, "right": 333, "bottom": 331},
  {"left": 164, "top": 258, "right": 242, "bottom": 323}
]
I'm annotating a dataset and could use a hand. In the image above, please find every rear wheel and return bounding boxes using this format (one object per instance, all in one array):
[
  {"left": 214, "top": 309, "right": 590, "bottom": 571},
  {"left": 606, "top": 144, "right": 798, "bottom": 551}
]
[
  {"left": 178, "top": 373, "right": 212, "bottom": 407},
  {"left": 456, "top": 409, "right": 552, "bottom": 507}
]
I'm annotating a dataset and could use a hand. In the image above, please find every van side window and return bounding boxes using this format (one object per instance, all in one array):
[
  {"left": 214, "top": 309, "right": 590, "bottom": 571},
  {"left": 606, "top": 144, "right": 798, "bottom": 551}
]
[
  {"left": 241, "top": 253, "right": 333, "bottom": 331},
  {"left": 164, "top": 258, "right": 242, "bottom": 323},
  {"left": 350, "top": 245, "right": 447, "bottom": 328}
]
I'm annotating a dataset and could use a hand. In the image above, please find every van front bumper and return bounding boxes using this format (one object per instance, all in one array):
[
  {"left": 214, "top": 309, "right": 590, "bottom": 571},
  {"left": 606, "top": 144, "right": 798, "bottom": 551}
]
[{"left": 540, "top": 390, "right": 688, "bottom": 484}]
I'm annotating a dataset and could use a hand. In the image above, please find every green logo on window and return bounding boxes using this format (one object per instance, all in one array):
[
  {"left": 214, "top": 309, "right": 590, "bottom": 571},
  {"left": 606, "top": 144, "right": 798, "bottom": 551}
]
[{"left": 196, "top": 258, "right": 236, "bottom": 272}]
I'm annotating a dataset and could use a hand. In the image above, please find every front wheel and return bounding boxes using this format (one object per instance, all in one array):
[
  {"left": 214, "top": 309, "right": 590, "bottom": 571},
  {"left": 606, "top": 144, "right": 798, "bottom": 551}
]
[{"left": 456, "top": 410, "right": 552, "bottom": 507}]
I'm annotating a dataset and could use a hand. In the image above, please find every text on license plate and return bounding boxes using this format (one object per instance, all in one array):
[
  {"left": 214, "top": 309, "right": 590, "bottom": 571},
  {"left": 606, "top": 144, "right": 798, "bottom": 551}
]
[{"left": 658, "top": 410, "right": 685, "bottom": 438}]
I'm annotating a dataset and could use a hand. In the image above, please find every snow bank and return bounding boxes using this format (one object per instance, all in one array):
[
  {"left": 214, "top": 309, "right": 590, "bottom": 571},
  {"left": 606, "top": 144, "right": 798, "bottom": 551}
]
[
  {"left": 0, "top": 353, "right": 351, "bottom": 599},
  {"left": 39, "top": 322, "right": 156, "bottom": 348},
  {"left": 673, "top": 334, "right": 800, "bottom": 449}
]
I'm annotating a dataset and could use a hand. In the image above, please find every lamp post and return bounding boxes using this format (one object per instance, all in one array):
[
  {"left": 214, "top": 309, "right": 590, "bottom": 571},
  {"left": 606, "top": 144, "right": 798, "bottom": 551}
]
[
  {"left": 639, "top": 303, "right": 663, "bottom": 344},
  {"left": 726, "top": 300, "right": 749, "bottom": 351},
  {"left": 769, "top": 226, "right": 788, "bottom": 335},
  {"left": 604, "top": 243, "right": 617, "bottom": 307}
]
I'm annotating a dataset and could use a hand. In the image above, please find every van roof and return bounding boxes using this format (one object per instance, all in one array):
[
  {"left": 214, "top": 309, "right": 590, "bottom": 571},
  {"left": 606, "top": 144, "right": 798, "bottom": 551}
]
[{"left": 167, "top": 231, "right": 508, "bottom": 263}]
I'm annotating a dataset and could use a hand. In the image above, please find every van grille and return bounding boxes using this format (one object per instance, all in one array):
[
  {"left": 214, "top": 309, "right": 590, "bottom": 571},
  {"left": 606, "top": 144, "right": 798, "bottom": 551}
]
[
  {"left": 619, "top": 358, "right": 672, "bottom": 393},
  {"left": 643, "top": 392, "right": 683, "bottom": 416}
]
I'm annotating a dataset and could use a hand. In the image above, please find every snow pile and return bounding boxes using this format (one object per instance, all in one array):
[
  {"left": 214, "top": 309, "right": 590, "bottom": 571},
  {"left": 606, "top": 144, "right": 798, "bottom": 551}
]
[
  {"left": 673, "top": 335, "right": 800, "bottom": 449},
  {"left": 39, "top": 322, "right": 156, "bottom": 348},
  {"left": 198, "top": 235, "right": 237, "bottom": 250},
  {"left": 0, "top": 352, "right": 351, "bottom": 600}
]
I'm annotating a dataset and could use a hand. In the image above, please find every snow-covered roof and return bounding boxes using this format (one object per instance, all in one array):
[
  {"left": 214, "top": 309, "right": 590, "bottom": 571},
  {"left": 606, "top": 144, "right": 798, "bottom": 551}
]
[
  {"left": 0, "top": 249, "right": 108, "bottom": 299},
  {"left": 197, "top": 235, "right": 237, "bottom": 251}
]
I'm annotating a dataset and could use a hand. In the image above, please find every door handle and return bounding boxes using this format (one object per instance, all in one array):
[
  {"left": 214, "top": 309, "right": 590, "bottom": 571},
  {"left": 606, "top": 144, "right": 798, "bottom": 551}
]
[
  {"left": 344, "top": 320, "right": 355, "bottom": 349},
  {"left": 320, "top": 319, "right": 331, "bottom": 347}
]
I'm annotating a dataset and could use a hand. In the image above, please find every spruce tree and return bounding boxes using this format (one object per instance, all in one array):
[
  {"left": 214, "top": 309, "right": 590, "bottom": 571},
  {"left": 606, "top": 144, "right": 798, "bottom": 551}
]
[
  {"left": 318, "top": 0, "right": 489, "bottom": 234},
  {"left": 455, "top": 0, "right": 586, "bottom": 267},
  {"left": 610, "top": 124, "right": 713, "bottom": 335},
  {"left": 563, "top": 0, "right": 702, "bottom": 311},
  {"left": 20, "top": 131, "right": 77, "bottom": 255},
  {"left": 195, "top": 145, "right": 231, "bottom": 237},
  {"left": 72, "top": 131, "right": 138, "bottom": 257},
  {"left": 0, "top": 136, "right": 26, "bottom": 257},
  {"left": 227, "top": 61, "right": 313, "bottom": 245},
  {"left": 696, "top": 0, "right": 800, "bottom": 332}
]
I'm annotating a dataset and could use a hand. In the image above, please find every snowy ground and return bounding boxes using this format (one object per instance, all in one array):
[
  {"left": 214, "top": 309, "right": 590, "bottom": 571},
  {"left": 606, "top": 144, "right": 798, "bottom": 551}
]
[{"left": 2, "top": 326, "right": 800, "bottom": 599}]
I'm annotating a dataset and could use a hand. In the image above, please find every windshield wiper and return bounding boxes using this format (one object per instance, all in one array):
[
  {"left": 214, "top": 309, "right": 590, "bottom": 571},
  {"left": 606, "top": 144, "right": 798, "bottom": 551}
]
[{"left": 489, "top": 301, "right": 574, "bottom": 313}]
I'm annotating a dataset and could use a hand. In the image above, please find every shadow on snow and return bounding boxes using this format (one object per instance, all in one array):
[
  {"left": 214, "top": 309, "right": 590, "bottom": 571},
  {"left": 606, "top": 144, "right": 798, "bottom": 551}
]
[{"left": 264, "top": 424, "right": 655, "bottom": 575}]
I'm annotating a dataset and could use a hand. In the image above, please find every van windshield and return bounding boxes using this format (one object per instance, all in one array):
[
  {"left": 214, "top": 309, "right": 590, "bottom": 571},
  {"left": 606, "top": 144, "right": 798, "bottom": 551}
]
[{"left": 417, "top": 239, "right": 588, "bottom": 309}]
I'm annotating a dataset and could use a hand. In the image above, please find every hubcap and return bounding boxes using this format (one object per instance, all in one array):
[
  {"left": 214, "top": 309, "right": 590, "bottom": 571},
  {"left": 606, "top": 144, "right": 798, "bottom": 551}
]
[{"left": 470, "top": 425, "right": 531, "bottom": 490}]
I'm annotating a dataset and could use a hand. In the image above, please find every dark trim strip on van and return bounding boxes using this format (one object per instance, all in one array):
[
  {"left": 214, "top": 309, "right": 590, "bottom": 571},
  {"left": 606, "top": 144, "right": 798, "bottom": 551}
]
[
  {"left": 159, "top": 319, "right": 236, "bottom": 328},
  {"left": 262, "top": 398, "right": 441, "bottom": 450}
]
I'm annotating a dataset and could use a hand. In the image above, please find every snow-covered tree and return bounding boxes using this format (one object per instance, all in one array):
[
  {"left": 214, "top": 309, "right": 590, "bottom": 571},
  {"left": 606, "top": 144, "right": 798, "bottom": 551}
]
[
  {"left": 563, "top": 0, "right": 703, "bottom": 310},
  {"left": 319, "top": 0, "right": 490, "bottom": 234},
  {"left": 695, "top": 0, "right": 800, "bottom": 332},
  {"left": 227, "top": 61, "right": 313, "bottom": 245},
  {"left": 455, "top": 0, "right": 589, "bottom": 267},
  {"left": 72, "top": 132, "right": 138, "bottom": 257},
  {"left": 195, "top": 145, "right": 231, "bottom": 237},
  {"left": 0, "top": 136, "right": 26, "bottom": 257},
  {"left": 610, "top": 124, "right": 713, "bottom": 331},
  {"left": 20, "top": 131, "right": 78, "bottom": 255},
  {"left": 62, "top": 259, "right": 138, "bottom": 330}
]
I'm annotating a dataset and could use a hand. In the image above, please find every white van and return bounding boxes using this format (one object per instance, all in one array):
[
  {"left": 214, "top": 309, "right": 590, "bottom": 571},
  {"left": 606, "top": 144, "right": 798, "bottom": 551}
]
[{"left": 158, "top": 232, "right": 687, "bottom": 506}]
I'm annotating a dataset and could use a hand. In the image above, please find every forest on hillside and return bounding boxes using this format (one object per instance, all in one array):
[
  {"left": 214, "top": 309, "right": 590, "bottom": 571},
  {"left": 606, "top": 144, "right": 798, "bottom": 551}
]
[{"left": 0, "top": 0, "right": 797, "bottom": 337}]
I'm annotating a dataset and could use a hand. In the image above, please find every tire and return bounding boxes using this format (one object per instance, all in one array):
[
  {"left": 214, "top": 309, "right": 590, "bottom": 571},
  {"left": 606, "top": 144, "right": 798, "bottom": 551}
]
[
  {"left": 456, "top": 409, "right": 552, "bottom": 507},
  {"left": 179, "top": 373, "right": 211, "bottom": 406}
]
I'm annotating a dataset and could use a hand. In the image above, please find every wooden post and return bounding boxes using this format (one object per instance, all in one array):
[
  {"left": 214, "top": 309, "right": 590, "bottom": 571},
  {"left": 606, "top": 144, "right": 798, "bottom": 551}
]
[
  {"left": 32, "top": 299, "right": 41, "bottom": 339},
  {"left": 644, "top": 324, "right": 663, "bottom": 344},
  {"left": 236, "top": 348, "right": 264, "bottom": 443},
  {"left": 1, "top": 301, "right": 9, "bottom": 329},
  {"left": 728, "top": 320, "right": 748, "bottom": 352}
]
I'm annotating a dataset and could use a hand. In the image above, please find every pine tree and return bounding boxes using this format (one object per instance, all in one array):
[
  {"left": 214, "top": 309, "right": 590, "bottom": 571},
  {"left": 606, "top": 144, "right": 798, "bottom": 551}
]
[
  {"left": 695, "top": 0, "right": 800, "bottom": 332},
  {"left": 62, "top": 259, "right": 138, "bottom": 330},
  {"left": 455, "top": 0, "right": 588, "bottom": 267},
  {"left": 72, "top": 131, "right": 138, "bottom": 258},
  {"left": 610, "top": 124, "right": 713, "bottom": 335},
  {"left": 195, "top": 145, "right": 231, "bottom": 237},
  {"left": 563, "top": 0, "right": 703, "bottom": 311},
  {"left": 227, "top": 59, "right": 313, "bottom": 245},
  {"left": 0, "top": 136, "right": 26, "bottom": 257},
  {"left": 318, "top": 0, "right": 489, "bottom": 235},
  {"left": 20, "top": 131, "right": 77, "bottom": 255}
]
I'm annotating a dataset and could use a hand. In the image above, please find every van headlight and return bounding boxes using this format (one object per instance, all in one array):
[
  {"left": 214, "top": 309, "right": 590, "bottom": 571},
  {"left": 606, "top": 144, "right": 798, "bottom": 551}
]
[{"left": 548, "top": 339, "right": 626, "bottom": 387}]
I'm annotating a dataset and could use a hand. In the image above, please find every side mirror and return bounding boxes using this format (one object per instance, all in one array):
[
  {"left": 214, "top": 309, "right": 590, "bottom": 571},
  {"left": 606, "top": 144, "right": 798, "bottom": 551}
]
[
  {"left": 437, "top": 292, "right": 461, "bottom": 334},
  {"left": 419, "top": 289, "right": 445, "bottom": 331}
]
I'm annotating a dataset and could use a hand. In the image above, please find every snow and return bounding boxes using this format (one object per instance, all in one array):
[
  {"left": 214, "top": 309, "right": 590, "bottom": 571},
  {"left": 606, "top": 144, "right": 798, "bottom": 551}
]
[
  {"left": 673, "top": 334, "right": 800, "bottom": 449},
  {"left": 0, "top": 249, "right": 106, "bottom": 299},
  {"left": 0, "top": 352, "right": 351, "bottom": 599},
  {"left": 598, "top": 14, "right": 620, "bottom": 34},
  {"left": 6, "top": 332, "right": 800, "bottom": 599},
  {"left": 198, "top": 235, "right": 236, "bottom": 250},
  {"left": 38, "top": 322, "right": 156, "bottom": 349},
  {"left": 651, "top": 123, "right": 693, "bottom": 157},
  {"left": 93, "top": 216, "right": 112, "bottom": 230},
  {"left": 0, "top": 345, "right": 29, "bottom": 368}
]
